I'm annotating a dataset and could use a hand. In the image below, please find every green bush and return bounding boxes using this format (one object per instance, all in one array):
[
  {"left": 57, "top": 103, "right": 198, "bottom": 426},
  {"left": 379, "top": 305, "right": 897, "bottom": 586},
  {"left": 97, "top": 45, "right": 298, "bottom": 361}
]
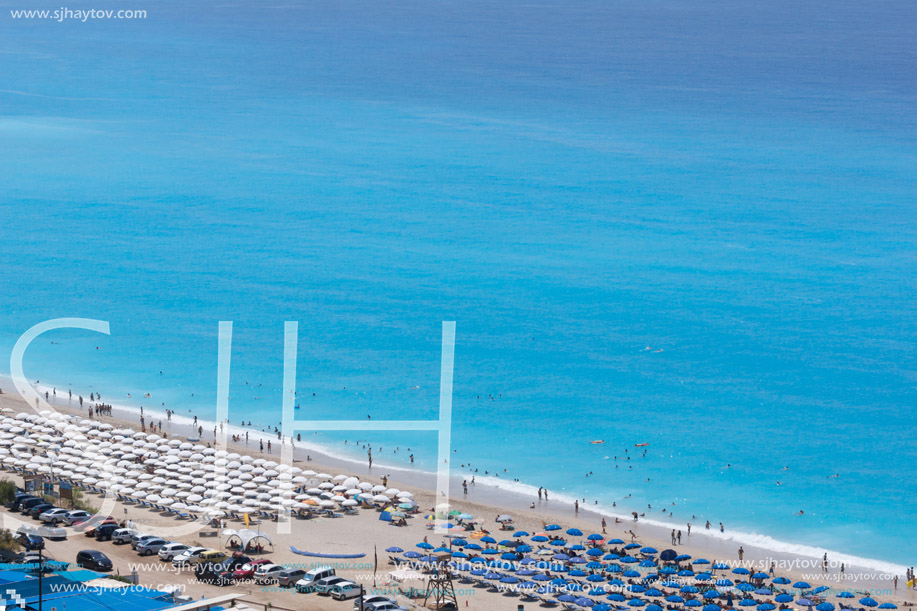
[{"left": 0, "top": 480, "right": 17, "bottom": 505}]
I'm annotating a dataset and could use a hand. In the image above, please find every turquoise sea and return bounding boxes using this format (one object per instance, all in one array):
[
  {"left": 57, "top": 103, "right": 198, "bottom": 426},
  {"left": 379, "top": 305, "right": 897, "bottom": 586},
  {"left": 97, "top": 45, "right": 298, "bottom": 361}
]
[{"left": 0, "top": 0, "right": 915, "bottom": 568}]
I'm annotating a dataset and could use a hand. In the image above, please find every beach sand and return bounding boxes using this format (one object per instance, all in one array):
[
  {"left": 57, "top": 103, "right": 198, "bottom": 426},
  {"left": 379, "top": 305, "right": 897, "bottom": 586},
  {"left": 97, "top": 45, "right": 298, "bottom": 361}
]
[{"left": 0, "top": 382, "right": 913, "bottom": 611}]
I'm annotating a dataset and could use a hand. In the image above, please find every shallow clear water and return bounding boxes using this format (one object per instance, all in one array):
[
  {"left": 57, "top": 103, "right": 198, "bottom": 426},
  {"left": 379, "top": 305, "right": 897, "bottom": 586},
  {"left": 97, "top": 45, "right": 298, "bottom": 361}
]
[{"left": 0, "top": 0, "right": 915, "bottom": 567}]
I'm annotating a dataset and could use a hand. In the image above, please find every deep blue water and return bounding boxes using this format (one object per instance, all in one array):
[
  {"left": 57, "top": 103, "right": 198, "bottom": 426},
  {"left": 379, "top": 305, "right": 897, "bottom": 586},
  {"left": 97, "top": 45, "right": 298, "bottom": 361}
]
[{"left": 0, "top": 0, "right": 915, "bottom": 567}]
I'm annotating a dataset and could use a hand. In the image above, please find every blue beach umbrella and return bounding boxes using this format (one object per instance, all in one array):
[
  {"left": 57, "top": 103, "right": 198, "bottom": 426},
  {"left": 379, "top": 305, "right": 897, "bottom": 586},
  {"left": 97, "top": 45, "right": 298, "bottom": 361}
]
[
  {"left": 621, "top": 556, "right": 639, "bottom": 563},
  {"left": 517, "top": 545, "right": 533, "bottom": 553},
  {"left": 385, "top": 546, "right": 403, "bottom": 553},
  {"left": 775, "top": 594, "right": 794, "bottom": 603},
  {"left": 646, "top": 588, "right": 664, "bottom": 597},
  {"left": 753, "top": 572, "right": 770, "bottom": 580},
  {"left": 629, "top": 598, "right": 647, "bottom": 606},
  {"left": 797, "top": 599, "right": 815, "bottom": 607},
  {"left": 404, "top": 551, "right": 421, "bottom": 558},
  {"left": 814, "top": 587, "right": 830, "bottom": 594},
  {"left": 641, "top": 547, "right": 659, "bottom": 554},
  {"left": 641, "top": 560, "right": 657, "bottom": 568},
  {"left": 773, "top": 577, "right": 790, "bottom": 584},
  {"left": 667, "top": 596, "right": 686, "bottom": 603},
  {"left": 570, "top": 569, "right": 588, "bottom": 577},
  {"left": 681, "top": 586, "right": 700, "bottom": 593},
  {"left": 647, "top": 605, "right": 664, "bottom": 611},
  {"left": 595, "top": 605, "right": 613, "bottom": 611},
  {"left": 878, "top": 604, "right": 897, "bottom": 609},
  {"left": 679, "top": 569, "right": 695, "bottom": 577},
  {"left": 676, "top": 554, "right": 693, "bottom": 561},
  {"left": 608, "top": 593, "right": 627, "bottom": 602},
  {"left": 859, "top": 598, "right": 878, "bottom": 608},
  {"left": 586, "top": 561, "right": 603, "bottom": 569},
  {"left": 501, "top": 576, "right": 519, "bottom": 584},
  {"left": 465, "top": 543, "right": 482, "bottom": 550},
  {"left": 551, "top": 539, "right": 568, "bottom": 546},
  {"left": 739, "top": 600, "right": 757, "bottom": 606},
  {"left": 532, "top": 574, "right": 551, "bottom": 581},
  {"left": 480, "top": 536, "right": 497, "bottom": 544},
  {"left": 715, "top": 579, "right": 733, "bottom": 587},
  {"left": 623, "top": 570, "right": 641, "bottom": 578},
  {"left": 816, "top": 604, "right": 836, "bottom": 611},
  {"left": 577, "top": 597, "right": 596, "bottom": 607},
  {"left": 587, "top": 548, "right": 604, "bottom": 556},
  {"left": 587, "top": 574, "right": 605, "bottom": 582},
  {"left": 588, "top": 534, "right": 605, "bottom": 541},
  {"left": 686, "top": 601, "right": 703, "bottom": 608},
  {"left": 836, "top": 593, "right": 855, "bottom": 599},
  {"left": 609, "top": 539, "right": 626, "bottom": 544},
  {"left": 570, "top": 557, "right": 587, "bottom": 564},
  {"left": 694, "top": 559, "right": 711, "bottom": 565},
  {"left": 758, "top": 605, "right": 776, "bottom": 611},
  {"left": 625, "top": 543, "right": 642, "bottom": 550},
  {"left": 703, "top": 605, "right": 721, "bottom": 611},
  {"left": 628, "top": 584, "right": 647, "bottom": 593},
  {"left": 545, "top": 524, "right": 562, "bottom": 531},
  {"left": 703, "top": 590, "right": 720, "bottom": 599},
  {"left": 531, "top": 535, "right": 549, "bottom": 542},
  {"left": 514, "top": 531, "right": 530, "bottom": 537},
  {"left": 567, "top": 528, "right": 584, "bottom": 536},
  {"left": 451, "top": 551, "right": 468, "bottom": 558},
  {"left": 416, "top": 542, "right": 433, "bottom": 549},
  {"left": 793, "top": 582, "right": 812, "bottom": 589},
  {"left": 733, "top": 568, "right": 751, "bottom": 575}
]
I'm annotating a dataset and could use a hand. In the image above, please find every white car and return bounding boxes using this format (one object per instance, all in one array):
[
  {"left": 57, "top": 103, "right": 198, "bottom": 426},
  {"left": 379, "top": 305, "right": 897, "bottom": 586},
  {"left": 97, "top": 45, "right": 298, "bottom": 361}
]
[
  {"left": 330, "top": 582, "right": 363, "bottom": 600},
  {"left": 314, "top": 576, "right": 354, "bottom": 595},
  {"left": 172, "top": 546, "right": 207, "bottom": 567},
  {"left": 63, "top": 510, "right": 92, "bottom": 526},
  {"left": 365, "top": 602, "right": 409, "bottom": 611},
  {"left": 39, "top": 508, "right": 70, "bottom": 525},
  {"left": 355, "top": 596, "right": 396, "bottom": 610},
  {"left": 253, "top": 563, "right": 285, "bottom": 584},
  {"left": 158, "top": 542, "right": 190, "bottom": 561}
]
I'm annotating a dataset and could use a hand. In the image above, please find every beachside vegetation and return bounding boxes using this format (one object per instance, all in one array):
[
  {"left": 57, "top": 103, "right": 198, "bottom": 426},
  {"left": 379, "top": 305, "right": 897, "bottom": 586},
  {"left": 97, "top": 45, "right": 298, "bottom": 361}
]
[
  {"left": 0, "top": 528, "right": 20, "bottom": 552},
  {"left": 0, "top": 480, "right": 16, "bottom": 504}
]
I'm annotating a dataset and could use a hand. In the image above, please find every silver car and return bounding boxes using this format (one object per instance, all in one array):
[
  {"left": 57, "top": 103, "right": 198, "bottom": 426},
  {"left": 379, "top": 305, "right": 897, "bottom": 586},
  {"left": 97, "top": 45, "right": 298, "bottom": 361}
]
[
  {"left": 135, "top": 538, "right": 168, "bottom": 556},
  {"left": 63, "top": 510, "right": 92, "bottom": 526},
  {"left": 39, "top": 508, "right": 70, "bottom": 525}
]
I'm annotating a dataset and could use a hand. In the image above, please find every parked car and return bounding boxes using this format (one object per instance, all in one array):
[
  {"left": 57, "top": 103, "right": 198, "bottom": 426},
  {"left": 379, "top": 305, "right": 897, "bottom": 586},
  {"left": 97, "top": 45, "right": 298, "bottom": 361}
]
[
  {"left": 28, "top": 503, "right": 55, "bottom": 519},
  {"left": 232, "top": 558, "right": 271, "bottom": 581},
  {"left": 253, "top": 563, "right": 285, "bottom": 584},
  {"left": 62, "top": 510, "right": 92, "bottom": 526},
  {"left": 39, "top": 508, "right": 71, "bottom": 525},
  {"left": 130, "top": 533, "right": 158, "bottom": 550},
  {"left": 35, "top": 525, "right": 67, "bottom": 540},
  {"left": 111, "top": 528, "right": 140, "bottom": 545},
  {"left": 356, "top": 596, "right": 397, "bottom": 611},
  {"left": 313, "top": 576, "right": 354, "bottom": 595},
  {"left": 14, "top": 531, "right": 43, "bottom": 551},
  {"left": 9, "top": 494, "right": 37, "bottom": 512},
  {"left": 158, "top": 543, "right": 190, "bottom": 562},
  {"left": 202, "top": 554, "right": 250, "bottom": 586},
  {"left": 76, "top": 550, "right": 112, "bottom": 571},
  {"left": 364, "top": 603, "right": 409, "bottom": 611},
  {"left": 94, "top": 523, "right": 119, "bottom": 541},
  {"left": 295, "top": 566, "right": 336, "bottom": 592},
  {"left": 79, "top": 517, "right": 117, "bottom": 536},
  {"left": 277, "top": 568, "right": 307, "bottom": 587},
  {"left": 330, "top": 582, "right": 363, "bottom": 600},
  {"left": 172, "top": 547, "right": 208, "bottom": 567},
  {"left": 136, "top": 538, "right": 167, "bottom": 556},
  {"left": 18, "top": 498, "right": 45, "bottom": 514}
]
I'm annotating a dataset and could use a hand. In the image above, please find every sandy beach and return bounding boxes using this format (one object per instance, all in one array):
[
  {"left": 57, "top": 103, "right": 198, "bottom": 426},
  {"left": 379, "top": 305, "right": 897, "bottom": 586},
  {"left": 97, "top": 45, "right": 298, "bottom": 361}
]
[{"left": 0, "top": 381, "right": 913, "bottom": 611}]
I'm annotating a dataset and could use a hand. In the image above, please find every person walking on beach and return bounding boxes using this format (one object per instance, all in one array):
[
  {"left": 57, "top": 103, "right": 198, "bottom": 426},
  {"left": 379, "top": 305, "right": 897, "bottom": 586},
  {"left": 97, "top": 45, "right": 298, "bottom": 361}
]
[
  {"left": 687, "top": 523, "right": 691, "bottom": 535},
  {"left": 671, "top": 529, "right": 676, "bottom": 545},
  {"left": 677, "top": 530, "right": 682, "bottom": 544},
  {"left": 259, "top": 440, "right": 263, "bottom": 453},
  {"left": 601, "top": 518, "right": 607, "bottom": 534},
  {"left": 738, "top": 546, "right": 744, "bottom": 561},
  {"left": 574, "top": 500, "right": 579, "bottom": 515},
  {"left": 538, "top": 487, "right": 542, "bottom": 500}
]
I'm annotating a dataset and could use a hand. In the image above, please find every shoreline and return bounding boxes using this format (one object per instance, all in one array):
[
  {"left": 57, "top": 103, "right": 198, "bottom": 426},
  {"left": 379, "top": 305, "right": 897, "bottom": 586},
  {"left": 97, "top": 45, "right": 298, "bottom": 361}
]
[{"left": 2, "top": 374, "right": 912, "bottom": 591}]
